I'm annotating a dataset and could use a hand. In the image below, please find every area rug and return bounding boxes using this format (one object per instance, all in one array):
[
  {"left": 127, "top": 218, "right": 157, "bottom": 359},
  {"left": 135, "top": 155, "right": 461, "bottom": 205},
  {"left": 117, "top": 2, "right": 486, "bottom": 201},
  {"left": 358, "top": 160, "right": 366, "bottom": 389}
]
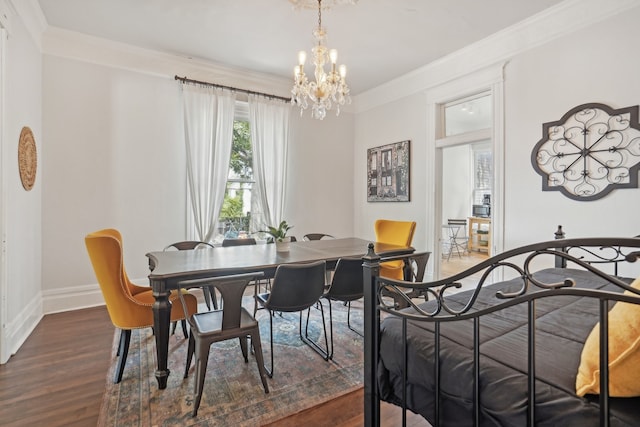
[{"left": 98, "top": 298, "right": 364, "bottom": 426}]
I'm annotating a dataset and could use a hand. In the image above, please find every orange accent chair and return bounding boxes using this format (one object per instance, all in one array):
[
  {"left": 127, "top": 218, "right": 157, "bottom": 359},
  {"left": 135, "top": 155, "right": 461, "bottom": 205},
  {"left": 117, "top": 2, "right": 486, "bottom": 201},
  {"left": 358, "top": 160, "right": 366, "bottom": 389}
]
[
  {"left": 374, "top": 219, "right": 417, "bottom": 279},
  {"left": 85, "top": 228, "right": 198, "bottom": 383}
]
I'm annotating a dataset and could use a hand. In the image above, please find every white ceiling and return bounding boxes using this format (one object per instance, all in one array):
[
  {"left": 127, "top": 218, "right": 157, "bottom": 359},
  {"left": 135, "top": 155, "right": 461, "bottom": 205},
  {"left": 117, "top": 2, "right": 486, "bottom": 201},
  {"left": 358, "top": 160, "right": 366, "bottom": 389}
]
[{"left": 36, "top": 0, "right": 565, "bottom": 95}]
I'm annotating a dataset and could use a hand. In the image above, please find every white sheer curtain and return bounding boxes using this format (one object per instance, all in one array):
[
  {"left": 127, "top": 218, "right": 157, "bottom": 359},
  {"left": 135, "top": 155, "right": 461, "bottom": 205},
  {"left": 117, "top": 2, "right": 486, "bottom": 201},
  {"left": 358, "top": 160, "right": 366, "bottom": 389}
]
[
  {"left": 182, "top": 84, "right": 237, "bottom": 242},
  {"left": 248, "top": 95, "right": 290, "bottom": 232}
]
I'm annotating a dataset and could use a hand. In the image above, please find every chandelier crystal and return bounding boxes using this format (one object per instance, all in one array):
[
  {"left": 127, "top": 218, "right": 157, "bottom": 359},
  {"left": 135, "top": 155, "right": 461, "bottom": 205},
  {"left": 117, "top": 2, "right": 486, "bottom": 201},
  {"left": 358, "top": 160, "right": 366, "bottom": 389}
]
[{"left": 290, "top": 0, "right": 351, "bottom": 120}]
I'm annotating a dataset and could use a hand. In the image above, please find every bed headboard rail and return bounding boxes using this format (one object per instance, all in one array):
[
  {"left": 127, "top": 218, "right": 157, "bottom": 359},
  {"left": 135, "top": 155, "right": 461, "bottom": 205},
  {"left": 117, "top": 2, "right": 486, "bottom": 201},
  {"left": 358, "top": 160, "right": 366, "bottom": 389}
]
[
  {"left": 362, "top": 231, "right": 640, "bottom": 427},
  {"left": 554, "top": 225, "right": 639, "bottom": 276}
]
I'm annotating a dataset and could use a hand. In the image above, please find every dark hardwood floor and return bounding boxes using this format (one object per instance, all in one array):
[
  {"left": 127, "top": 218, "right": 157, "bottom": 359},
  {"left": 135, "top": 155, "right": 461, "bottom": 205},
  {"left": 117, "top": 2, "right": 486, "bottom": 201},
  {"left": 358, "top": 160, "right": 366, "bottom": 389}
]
[
  {"left": 0, "top": 302, "right": 436, "bottom": 426},
  {"left": 0, "top": 306, "right": 113, "bottom": 427}
]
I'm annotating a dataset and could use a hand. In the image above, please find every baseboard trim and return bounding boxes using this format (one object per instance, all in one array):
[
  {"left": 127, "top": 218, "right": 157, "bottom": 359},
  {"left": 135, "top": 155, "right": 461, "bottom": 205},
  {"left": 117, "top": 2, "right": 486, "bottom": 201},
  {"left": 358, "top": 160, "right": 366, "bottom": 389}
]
[
  {"left": 42, "top": 283, "right": 105, "bottom": 315},
  {"left": 5, "top": 295, "right": 42, "bottom": 359}
]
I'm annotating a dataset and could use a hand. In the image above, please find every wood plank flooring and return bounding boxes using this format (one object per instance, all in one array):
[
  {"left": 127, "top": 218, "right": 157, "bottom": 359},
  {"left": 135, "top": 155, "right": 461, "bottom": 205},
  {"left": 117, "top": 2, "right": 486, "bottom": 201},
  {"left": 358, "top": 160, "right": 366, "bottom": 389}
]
[
  {"left": 0, "top": 306, "right": 431, "bottom": 426},
  {"left": 0, "top": 253, "right": 486, "bottom": 426},
  {"left": 0, "top": 307, "right": 113, "bottom": 427}
]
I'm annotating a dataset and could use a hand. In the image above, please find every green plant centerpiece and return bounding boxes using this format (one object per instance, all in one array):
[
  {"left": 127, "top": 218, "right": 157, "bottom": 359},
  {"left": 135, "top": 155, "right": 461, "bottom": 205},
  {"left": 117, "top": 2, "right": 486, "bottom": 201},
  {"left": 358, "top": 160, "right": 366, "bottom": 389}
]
[{"left": 261, "top": 220, "right": 293, "bottom": 251}]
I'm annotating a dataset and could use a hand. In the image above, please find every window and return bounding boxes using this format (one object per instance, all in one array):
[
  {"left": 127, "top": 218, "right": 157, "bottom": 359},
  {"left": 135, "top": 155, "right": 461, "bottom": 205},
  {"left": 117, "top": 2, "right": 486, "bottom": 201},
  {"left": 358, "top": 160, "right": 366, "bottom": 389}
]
[
  {"left": 472, "top": 143, "right": 492, "bottom": 205},
  {"left": 443, "top": 92, "right": 492, "bottom": 137},
  {"left": 216, "top": 103, "right": 254, "bottom": 241}
]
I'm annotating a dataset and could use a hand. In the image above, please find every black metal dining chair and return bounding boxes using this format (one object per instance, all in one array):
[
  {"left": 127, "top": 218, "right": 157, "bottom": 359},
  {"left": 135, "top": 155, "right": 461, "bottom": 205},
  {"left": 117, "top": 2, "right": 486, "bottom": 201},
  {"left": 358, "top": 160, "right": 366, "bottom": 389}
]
[
  {"left": 382, "top": 251, "right": 431, "bottom": 309},
  {"left": 220, "top": 237, "right": 272, "bottom": 306},
  {"left": 164, "top": 241, "right": 217, "bottom": 312},
  {"left": 222, "top": 237, "right": 257, "bottom": 247},
  {"left": 445, "top": 219, "right": 469, "bottom": 260},
  {"left": 322, "top": 257, "right": 364, "bottom": 359},
  {"left": 303, "top": 233, "right": 335, "bottom": 241},
  {"left": 177, "top": 272, "right": 269, "bottom": 417},
  {"left": 255, "top": 260, "right": 329, "bottom": 377}
]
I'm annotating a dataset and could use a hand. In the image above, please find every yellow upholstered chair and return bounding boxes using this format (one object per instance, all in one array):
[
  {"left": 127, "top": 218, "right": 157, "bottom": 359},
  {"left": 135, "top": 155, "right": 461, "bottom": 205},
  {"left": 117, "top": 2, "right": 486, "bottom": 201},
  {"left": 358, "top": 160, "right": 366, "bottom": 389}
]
[
  {"left": 85, "top": 228, "right": 198, "bottom": 383},
  {"left": 374, "top": 219, "right": 417, "bottom": 279}
]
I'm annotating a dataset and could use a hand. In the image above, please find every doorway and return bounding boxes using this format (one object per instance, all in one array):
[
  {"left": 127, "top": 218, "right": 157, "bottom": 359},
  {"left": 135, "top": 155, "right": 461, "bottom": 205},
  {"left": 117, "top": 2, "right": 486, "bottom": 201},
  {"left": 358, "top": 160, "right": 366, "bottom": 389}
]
[
  {"left": 430, "top": 85, "right": 502, "bottom": 282},
  {"left": 440, "top": 141, "right": 492, "bottom": 284}
]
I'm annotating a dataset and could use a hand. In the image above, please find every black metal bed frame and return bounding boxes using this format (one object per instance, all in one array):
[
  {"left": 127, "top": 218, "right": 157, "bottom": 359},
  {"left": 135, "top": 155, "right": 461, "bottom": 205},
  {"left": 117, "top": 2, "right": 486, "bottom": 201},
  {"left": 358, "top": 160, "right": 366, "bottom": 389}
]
[{"left": 362, "top": 228, "right": 640, "bottom": 427}]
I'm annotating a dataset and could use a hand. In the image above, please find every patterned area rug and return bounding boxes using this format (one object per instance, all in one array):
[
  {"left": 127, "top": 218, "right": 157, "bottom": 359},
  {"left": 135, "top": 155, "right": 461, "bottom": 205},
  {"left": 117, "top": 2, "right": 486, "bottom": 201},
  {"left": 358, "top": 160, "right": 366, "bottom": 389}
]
[{"left": 98, "top": 298, "right": 364, "bottom": 426}]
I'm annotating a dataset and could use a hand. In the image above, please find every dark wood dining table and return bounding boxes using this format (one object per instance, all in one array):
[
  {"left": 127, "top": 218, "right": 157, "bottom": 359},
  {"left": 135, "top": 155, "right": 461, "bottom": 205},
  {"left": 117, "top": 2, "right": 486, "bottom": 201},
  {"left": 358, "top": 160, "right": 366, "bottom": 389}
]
[{"left": 146, "top": 237, "right": 414, "bottom": 389}]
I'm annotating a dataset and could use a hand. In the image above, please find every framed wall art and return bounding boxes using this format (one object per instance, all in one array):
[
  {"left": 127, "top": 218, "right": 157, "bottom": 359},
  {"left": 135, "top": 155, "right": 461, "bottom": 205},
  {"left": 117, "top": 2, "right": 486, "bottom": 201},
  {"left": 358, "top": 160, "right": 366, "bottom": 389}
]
[
  {"left": 531, "top": 103, "right": 640, "bottom": 201},
  {"left": 367, "top": 140, "right": 410, "bottom": 202}
]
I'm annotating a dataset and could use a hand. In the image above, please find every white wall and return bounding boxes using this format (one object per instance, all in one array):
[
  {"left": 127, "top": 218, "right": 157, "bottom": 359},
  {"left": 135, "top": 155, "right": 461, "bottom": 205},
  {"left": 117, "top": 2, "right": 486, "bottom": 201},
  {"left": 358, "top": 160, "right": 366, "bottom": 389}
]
[
  {"left": 503, "top": 8, "right": 640, "bottom": 248},
  {"left": 353, "top": 93, "right": 429, "bottom": 250},
  {"left": 41, "top": 56, "right": 187, "bottom": 310},
  {"left": 2, "top": 2, "right": 43, "bottom": 358},
  {"left": 442, "top": 144, "right": 472, "bottom": 220},
  {"left": 353, "top": 4, "right": 640, "bottom": 267},
  {"left": 40, "top": 53, "right": 355, "bottom": 313},
  {"left": 286, "top": 111, "right": 355, "bottom": 240}
]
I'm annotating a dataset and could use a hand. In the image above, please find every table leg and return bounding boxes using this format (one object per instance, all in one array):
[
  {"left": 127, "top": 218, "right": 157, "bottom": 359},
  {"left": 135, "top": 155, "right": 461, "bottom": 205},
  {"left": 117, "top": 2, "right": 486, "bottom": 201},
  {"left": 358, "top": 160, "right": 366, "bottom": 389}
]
[{"left": 152, "top": 281, "right": 171, "bottom": 389}]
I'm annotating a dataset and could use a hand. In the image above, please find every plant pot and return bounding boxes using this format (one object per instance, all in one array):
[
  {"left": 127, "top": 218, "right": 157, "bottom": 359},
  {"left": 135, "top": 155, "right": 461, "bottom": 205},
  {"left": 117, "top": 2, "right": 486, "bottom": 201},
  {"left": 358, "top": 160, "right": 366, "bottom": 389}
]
[{"left": 275, "top": 237, "right": 291, "bottom": 252}]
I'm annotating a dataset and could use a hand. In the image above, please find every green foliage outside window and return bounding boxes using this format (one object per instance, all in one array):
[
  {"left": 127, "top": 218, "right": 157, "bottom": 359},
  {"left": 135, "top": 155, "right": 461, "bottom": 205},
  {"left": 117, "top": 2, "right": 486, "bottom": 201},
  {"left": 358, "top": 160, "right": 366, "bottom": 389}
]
[
  {"left": 219, "top": 120, "right": 252, "bottom": 236},
  {"left": 230, "top": 121, "right": 252, "bottom": 179},
  {"left": 220, "top": 193, "right": 243, "bottom": 219}
]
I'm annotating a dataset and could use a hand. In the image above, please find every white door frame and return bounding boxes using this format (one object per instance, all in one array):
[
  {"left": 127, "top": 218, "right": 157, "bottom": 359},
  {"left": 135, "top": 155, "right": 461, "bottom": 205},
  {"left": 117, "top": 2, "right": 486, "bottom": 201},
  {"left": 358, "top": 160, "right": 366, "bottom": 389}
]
[
  {"left": 425, "top": 63, "right": 505, "bottom": 280},
  {"left": 0, "top": 24, "right": 8, "bottom": 363}
]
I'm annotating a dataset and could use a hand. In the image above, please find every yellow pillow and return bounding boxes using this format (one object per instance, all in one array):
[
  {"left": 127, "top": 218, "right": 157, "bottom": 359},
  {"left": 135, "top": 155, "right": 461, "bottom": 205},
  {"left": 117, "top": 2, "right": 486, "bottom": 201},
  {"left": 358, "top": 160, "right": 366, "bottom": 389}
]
[{"left": 576, "top": 276, "right": 640, "bottom": 397}]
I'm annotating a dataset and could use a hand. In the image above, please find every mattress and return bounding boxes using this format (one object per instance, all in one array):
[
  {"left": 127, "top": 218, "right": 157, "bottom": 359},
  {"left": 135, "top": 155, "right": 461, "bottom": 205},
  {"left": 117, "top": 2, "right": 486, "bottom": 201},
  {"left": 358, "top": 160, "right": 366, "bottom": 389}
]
[{"left": 377, "top": 268, "right": 640, "bottom": 426}]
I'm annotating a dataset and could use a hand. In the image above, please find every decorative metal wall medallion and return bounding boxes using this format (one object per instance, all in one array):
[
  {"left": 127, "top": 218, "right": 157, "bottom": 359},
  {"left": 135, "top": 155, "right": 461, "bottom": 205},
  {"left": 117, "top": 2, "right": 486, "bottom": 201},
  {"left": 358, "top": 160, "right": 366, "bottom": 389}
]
[
  {"left": 18, "top": 126, "right": 37, "bottom": 191},
  {"left": 531, "top": 103, "right": 640, "bottom": 201}
]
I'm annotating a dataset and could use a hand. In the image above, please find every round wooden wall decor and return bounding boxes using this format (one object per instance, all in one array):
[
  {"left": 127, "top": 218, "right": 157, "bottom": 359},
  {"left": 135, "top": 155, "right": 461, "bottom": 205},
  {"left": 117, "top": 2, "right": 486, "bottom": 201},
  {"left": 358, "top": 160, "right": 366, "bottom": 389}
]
[{"left": 18, "top": 126, "right": 37, "bottom": 191}]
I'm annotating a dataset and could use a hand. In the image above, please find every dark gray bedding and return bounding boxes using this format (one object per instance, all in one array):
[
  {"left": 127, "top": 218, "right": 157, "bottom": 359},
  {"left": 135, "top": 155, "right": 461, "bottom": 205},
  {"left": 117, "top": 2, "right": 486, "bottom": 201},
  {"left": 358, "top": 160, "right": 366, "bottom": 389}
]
[{"left": 377, "top": 268, "right": 640, "bottom": 426}]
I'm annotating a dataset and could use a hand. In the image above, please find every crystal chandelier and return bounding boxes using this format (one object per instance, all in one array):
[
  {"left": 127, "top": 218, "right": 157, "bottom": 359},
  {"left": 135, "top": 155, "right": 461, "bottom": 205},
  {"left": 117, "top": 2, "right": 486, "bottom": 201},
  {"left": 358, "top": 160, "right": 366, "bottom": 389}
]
[{"left": 290, "top": 0, "right": 352, "bottom": 120}]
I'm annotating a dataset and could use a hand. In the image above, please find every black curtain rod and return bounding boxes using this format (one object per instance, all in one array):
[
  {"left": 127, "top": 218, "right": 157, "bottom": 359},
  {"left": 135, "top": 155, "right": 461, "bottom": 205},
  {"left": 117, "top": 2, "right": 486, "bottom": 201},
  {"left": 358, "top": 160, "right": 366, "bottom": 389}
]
[{"left": 174, "top": 75, "right": 290, "bottom": 103}]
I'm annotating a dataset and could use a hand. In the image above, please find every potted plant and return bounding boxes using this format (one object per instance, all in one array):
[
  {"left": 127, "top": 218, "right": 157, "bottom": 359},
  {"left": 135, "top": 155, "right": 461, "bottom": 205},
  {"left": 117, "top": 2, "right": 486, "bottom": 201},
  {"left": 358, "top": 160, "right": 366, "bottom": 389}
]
[{"left": 261, "top": 220, "right": 293, "bottom": 252}]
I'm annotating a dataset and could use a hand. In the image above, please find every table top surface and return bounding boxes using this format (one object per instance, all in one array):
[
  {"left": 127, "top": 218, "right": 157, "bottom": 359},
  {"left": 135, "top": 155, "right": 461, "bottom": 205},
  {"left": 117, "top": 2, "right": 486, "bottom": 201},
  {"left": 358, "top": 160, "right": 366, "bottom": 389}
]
[{"left": 147, "top": 237, "right": 414, "bottom": 284}]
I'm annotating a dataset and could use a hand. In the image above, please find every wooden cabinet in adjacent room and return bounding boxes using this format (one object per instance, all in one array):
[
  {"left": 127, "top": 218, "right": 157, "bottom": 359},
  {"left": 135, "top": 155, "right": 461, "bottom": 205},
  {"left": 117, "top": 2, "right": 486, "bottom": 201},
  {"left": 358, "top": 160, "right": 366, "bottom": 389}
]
[{"left": 468, "top": 217, "right": 491, "bottom": 256}]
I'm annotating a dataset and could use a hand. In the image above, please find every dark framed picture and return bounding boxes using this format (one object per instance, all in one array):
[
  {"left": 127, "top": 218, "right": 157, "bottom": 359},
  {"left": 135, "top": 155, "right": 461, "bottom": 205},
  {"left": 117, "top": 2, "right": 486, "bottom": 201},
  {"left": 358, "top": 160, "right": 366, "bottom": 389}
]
[{"left": 367, "top": 140, "right": 410, "bottom": 202}]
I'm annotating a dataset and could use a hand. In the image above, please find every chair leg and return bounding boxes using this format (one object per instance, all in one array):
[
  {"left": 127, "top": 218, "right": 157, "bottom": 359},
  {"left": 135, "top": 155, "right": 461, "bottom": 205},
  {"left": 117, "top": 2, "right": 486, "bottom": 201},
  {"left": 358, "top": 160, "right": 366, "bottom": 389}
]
[
  {"left": 114, "top": 329, "right": 131, "bottom": 383},
  {"left": 181, "top": 320, "right": 188, "bottom": 339},
  {"left": 211, "top": 288, "right": 218, "bottom": 309},
  {"left": 300, "top": 302, "right": 330, "bottom": 361},
  {"left": 454, "top": 241, "right": 463, "bottom": 258},
  {"left": 347, "top": 301, "right": 364, "bottom": 337},
  {"left": 239, "top": 336, "right": 249, "bottom": 362},
  {"left": 184, "top": 332, "right": 195, "bottom": 378},
  {"left": 253, "top": 281, "right": 268, "bottom": 317},
  {"left": 202, "top": 287, "right": 212, "bottom": 310},
  {"left": 446, "top": 238, "right": 455, "bottom": 261},
  {"left": 327, "top": 299, "right": 334, "bottom": 360},
  {"left": 116, "top": 329, "right": 123, "bottom": 356},
  {"left": 170, "top": 319, "right": 188, "bottom": 338},
  {"left": 250, "top": 328, "right": 270, "bottom": 394},
  {"left": 192, "top": 340, "right": 211, "bottom": 417},
  {"left": 264, "top": 310, "right": 274, "bottom": 378},
  {"left": 253, "top": 293, "right": 258, "bottom": 318}
]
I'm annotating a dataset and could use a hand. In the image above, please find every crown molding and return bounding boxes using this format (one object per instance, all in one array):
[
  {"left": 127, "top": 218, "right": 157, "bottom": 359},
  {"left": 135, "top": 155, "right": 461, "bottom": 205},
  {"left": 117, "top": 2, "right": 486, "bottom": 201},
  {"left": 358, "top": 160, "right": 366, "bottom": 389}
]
[
  {"left": 0, "top": 0, "right": 12, "bottom": 33},
  {"left": 41, "top": 26, "right": 294, "bottom": 99},
  {"left": 41, "top": 26, "right": 358, "bottom": 114},
  {"left": 8, "top": 0, "right": 46, "bottom": 49},
  {"left": 354, "top": 0, "right": 640, "bottom": 113}
]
